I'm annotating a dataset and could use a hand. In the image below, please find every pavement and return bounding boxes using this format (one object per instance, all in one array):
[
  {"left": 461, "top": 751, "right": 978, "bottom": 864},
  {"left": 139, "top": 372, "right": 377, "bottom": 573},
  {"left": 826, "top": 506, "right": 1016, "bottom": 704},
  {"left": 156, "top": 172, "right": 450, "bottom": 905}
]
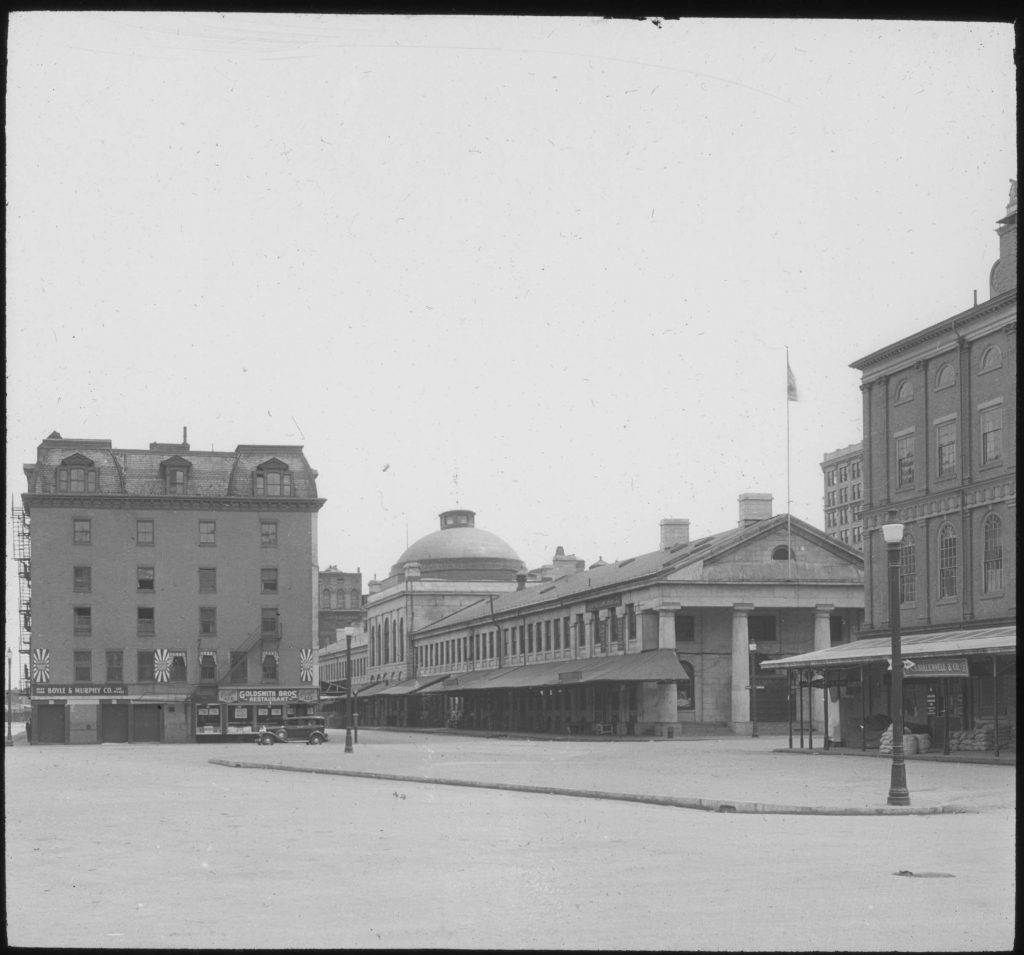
[
  {"left": 5, "top": 728, "right": 1016, "bottom": 950},
  {"left": 208, "top": 727, "right": 1014, "bottom": 816}
]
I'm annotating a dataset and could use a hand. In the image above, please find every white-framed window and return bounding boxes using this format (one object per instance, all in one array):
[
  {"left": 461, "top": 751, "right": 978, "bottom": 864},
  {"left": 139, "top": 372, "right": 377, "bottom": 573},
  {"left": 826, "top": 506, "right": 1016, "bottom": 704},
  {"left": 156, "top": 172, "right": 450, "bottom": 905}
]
[
  {"left": 136, "top": 519, "right": 154, "bottom": 546},
  {"left": 938, "top": 524, "right": 958, "bottom": 600},
  {"left": 199, "top": 520, "right": 216, "bottom": 546},
  {"left": 261, "top": 568, "right": 278, "bottom": 594},
  {"left": 898, "top": 532, "right": 916, "bottom": 604},
  {"left": 73, "top": 518, "right": 92, "bottom": 544},
  {"left": 254, "top": 467, "right": 293, "bottom": 497},
  {"left": 260, "top": 520, "right": 278, "bottom": 546},
  {"left": 137, "top": 566, "right": 155, "bottom": 591},
  {"left": 895, "top": 432, "right": 915, "bottom": 488},
  {"left": 58, "top": 466, "right": 98, "bottom": 493},
  {"left": 979, "top": 404, "right": 1003, "bottom": 465},
  {"left": 935, "top": 419, "right": 957, "bottom": 477},
  {"left": 934, "top": 363, "right": 956, "bottom": 389},
  {"left": 983, "top": 514, "right": 1003, "bottom": 594},
  {"left": 894, "top": 378, "right": 914, "bottom": 403},
  {"left": 979, "top": 345, "right": 1002, "bottom": 373}
]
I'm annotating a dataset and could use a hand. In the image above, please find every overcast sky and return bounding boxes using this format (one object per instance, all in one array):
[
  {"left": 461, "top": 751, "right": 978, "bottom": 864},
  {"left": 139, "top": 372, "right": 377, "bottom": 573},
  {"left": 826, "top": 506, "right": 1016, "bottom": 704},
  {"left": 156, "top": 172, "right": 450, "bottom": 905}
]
[{"left": 5, "top": 13, "right": 1016, "bottom": 663}]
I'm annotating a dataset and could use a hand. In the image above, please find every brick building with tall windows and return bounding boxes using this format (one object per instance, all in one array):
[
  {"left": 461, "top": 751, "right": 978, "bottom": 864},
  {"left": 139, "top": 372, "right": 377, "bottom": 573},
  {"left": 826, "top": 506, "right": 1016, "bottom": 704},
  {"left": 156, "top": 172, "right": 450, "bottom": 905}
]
[
  {"left": 21, "top": 431, "right": 324, "bottom": 744},
  {"left": 766, "top": 181, "right": 1016, "bottom": 756}
]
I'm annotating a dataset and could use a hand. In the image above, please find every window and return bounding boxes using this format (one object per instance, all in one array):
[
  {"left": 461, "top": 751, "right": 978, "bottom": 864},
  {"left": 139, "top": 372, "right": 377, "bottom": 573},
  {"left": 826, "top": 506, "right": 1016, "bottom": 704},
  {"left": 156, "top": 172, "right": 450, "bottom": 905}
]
[
  {"left": 674, "top": 613, "right": 695, "bottom": 642},
  {"left": 169, "top": 653, "right": 187, "bottom": 683},
  {"left": 262, "top": 652, "right": 279, "bottom": 682},
  {"left": 935, "top": 363, "right": 956, "bottom": 389},
  {"left": 167, "top": 468, "right": 187, "bottom": 495},
  {"left": 826, "top": 491, "right": 836, "bottom": 506},
  {"left": 261, "top": 568, "right": 278, "bottom": 594},
  {"left": 935, "top": 420, "right": 957, "bottom": 477},
  {"left": 676, "top": 660, "right": 695, "bottom": 712},
  {"left": 852, "top": 525, "right": 863, "bottom": 545},
  {"left": 577, "top": 614, "right": 586, "bottom": 647},
  {"left": 839, "top": 529, "right": 849, "bottom": 543},
  {"left": 544, "top": 620, "right": 552, "bottom": 652},
  {"left": 261, "top": 608, "right": 279, "bottom": 636},
  {"left": 137, "top": 606, "right": 155, "bottom": 636},
  {"left": 73, "top": 519, "right": 91, "bottom": 544},
  {"left": 199, "top": 567, "right": 217, "bottom": 593},
  {"left": 261, "top": 520, "right": 278, "bottom": 546},
  {"left": 771, "top": 546, "right": 791, "bottom": 561},
  {"left": 106, "top": 650, "right": 124, "bottom": 683},
  {"left": 136, "top": 519, "right": 154, "bottom": 546},
  {"left": 980, "top": 405, "right": 1003, "bottom": 465},
  {"left": 979, "top": 345, "right": 1002, "bottom": 373},
  {"left": 896, "top": 433, "right": 915, "bottom": 488},
  {"left": 898, "top": 532, "right": 916, "bottom": 604},
  {"left": 74, "top": 650, "right": 92, "bottom": 683},
  {"left": 851, "top": 460, "right": 861, "bottom": 479},
  {"left": 321, "top": 589, "right": 331, "bottom": 608},
  {"left": 58, "top": 463, "right": 97, "bottom": 493},
  {"left": 839, "top": 487, "right": 848, "bottom": 503},
  {"left": 200, "top": 607, "right": 217, "bottom": 635},
  {"left": 826, "top": 469, "right": 836, "bottom": 486},
  {"left": 553, "top": 618, "right": 561, "bottom": 650},
  {"left": 838, "top": 465, "right": 849, "bottom": 482},
  {"left": 938, "top": 524, "right": 958, "bottom": 600},
  {"left": 229, "top": 652, "right": 247, "bottom": 684},
  {"left": 748, "top": 616, "right": 777, "bottom": 644},
  {"left": 527, "top": 623, "right": 534, "bottom": 655},
  {"left": 73, "top": 606, "right": 92, "bottom": 635},
  {"left": 199, "top": 520, "right": 216, "bottom": 546},
  {"left": 983, "top": 514, "right": 1003, "bottom": 594},
  {"left": 255, "top": 468, "right": 292, "bottom": 497},
  {"left": 137, "top": 650, "right": 155, "bottom": 682},
  {"left": 73, "top": 566, "right": 91, "bottom": 593},
  {"left": 895, "top": 378, "right": 914, "bottom": 403},
  {"left": 200, "top": 652, "right": 217, "bottom": 681},
  {"left": 852, "top": 483, "right": 861, "bottom": 500},
  {"left": 137, "top": 566, "right": 155, "bottom": 591}
]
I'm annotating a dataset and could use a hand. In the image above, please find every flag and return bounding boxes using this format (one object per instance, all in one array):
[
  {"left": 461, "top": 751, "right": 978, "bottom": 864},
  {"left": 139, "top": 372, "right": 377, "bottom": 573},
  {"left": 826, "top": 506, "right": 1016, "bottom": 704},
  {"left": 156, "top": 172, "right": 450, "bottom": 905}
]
[{"left": 787, "top": 358, "right": 799, "bottom": 402}]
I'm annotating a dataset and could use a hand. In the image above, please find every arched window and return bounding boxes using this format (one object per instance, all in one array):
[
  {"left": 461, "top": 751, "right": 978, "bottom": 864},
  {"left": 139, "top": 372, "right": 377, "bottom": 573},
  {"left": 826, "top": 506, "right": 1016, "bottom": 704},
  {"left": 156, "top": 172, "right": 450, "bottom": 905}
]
[
  {"left": 983, "top": 514, "right": 1003, "bottom": 593},
  {"left": 771, "top": 545, "right": 791, "bottom": 561},
  {"left": 895, "top": 379, "right": 914, "bottom": 403},
  {"left": 935, "top": 363, "right": 956, "bottom": 389},
  {"left": 938, "top": 524, "right": 958, "bottom": 600},
  {"left": 898, "top": 532, "right": 916, "bottom": 604},
  {"left": 383, "top": 619, "right": 390, "bottom": 664},
  {"left": 980, "top": 345, "right": 1003, "bottom": 373},
  {"left": 320, "top": 589, "right": 330, "bottom": 609},
  {"left": 399, "top": 619, "right": 405, "bottom": 661},
  {"left": 676, "top": 659, "right": 695, "bottom": 712}
]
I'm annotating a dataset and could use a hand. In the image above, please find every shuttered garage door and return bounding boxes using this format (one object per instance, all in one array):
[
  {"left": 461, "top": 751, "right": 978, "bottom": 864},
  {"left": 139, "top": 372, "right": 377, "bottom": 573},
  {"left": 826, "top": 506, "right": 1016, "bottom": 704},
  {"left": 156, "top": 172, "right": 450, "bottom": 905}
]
[
  {"left": 35, "top": 704, "right": 67, "bottom": 744},
  {"left": 100, "top": 703, "right": 130, "bottom": 742},
  {"left": 132, "top": 704, "right": 162, "bottom": 742}
]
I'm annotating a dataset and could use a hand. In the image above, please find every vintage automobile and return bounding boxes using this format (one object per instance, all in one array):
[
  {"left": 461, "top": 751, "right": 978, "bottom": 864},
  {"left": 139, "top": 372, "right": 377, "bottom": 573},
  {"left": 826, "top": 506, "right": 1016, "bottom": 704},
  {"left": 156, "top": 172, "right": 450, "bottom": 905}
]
[{"left": 255, "top": 715, "right": 328, "bottom": 746}]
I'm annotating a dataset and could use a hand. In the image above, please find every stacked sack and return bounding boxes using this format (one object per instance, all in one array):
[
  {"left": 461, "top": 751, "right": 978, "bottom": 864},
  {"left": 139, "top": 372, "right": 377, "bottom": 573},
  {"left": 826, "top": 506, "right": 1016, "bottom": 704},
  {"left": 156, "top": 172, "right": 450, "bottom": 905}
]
[
  {"left": 878, "top": 725, "right": 920, "bottom": 756},
  {"left": 949, "top": 719, "right": 1013, "bottom": 752}
]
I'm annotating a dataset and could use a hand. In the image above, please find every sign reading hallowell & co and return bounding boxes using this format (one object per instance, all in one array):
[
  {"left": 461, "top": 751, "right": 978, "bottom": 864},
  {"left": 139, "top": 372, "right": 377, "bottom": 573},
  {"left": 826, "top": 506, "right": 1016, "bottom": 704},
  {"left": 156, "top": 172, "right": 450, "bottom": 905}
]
[
  {"left": 32, "top": 684, "right": 128, "bottom": 697},
  {"left": 905, "top": 657, "right": 970, "bottom": 679}
]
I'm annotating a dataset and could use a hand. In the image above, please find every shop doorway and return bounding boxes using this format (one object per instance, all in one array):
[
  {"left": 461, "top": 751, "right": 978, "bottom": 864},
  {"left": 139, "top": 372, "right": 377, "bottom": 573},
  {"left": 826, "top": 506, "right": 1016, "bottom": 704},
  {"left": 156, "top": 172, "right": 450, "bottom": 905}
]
[
  {"left": 35, "top": 703, "right": 67, "bottom": 743},
  {"left": 100, "top": 703, "right": 130, "bottom": 742},
  {"left": 133, "top": 704, "right": 162, "bottom": 742}
]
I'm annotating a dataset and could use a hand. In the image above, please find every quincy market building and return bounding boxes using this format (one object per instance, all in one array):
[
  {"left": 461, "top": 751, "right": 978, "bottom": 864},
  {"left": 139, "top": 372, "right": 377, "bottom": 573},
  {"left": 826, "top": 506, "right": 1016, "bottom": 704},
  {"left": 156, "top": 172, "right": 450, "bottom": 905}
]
[{"left": 358, "top": 496, "right": 864, "bottom": 736}]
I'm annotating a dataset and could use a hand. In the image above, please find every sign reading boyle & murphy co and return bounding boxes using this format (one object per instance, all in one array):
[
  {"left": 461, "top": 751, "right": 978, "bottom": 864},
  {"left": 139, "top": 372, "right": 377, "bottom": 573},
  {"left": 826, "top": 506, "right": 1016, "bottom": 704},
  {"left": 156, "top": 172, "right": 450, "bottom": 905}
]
[{"left": 32, "top": 684, "right": 128, "bottom": 697}]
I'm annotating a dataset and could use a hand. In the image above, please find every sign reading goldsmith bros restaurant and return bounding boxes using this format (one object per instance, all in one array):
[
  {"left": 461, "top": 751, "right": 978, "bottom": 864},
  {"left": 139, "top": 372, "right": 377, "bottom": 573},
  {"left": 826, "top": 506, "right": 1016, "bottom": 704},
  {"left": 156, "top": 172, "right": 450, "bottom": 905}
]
[
  {"left": 218, "top": 688, "right": 319, "bottom": 704},
  {"left": 32, "top": 684, "right": 128, "bottom": 697}
]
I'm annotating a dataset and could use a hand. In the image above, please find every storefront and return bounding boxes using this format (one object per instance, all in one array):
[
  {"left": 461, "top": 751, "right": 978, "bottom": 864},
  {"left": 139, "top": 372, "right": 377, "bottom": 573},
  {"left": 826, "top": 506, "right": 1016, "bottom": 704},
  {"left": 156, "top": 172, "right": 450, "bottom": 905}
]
[
  {"left": 763, "top": 625, "right": 1016, "bottom": 758},
  {"left": 192, "top": 687, "right": 320, "bottom": 742}
]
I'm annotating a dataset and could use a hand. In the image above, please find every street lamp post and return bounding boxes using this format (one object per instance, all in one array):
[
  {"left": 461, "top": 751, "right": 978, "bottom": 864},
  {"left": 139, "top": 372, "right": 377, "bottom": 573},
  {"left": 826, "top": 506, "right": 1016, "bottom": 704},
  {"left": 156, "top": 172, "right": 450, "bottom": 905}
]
[
  {"left": 344, "top": 627, "right": 354, "bottom": 754},
  {"left": 882, "top": 513, "right": 910, "bottom": 806},
  {"left": 6, "top": 648, "right": 13, "bottom": 747},
  {"left": 748, "top": 641, "right": 758, "bottom": 738}
]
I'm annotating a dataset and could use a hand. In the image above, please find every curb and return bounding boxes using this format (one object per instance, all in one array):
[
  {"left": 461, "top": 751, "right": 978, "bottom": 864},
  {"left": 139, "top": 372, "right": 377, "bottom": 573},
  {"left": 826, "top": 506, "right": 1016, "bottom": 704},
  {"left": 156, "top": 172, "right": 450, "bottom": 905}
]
[{"left": 208, "top": 759, "right": 964, "bottom": 816}]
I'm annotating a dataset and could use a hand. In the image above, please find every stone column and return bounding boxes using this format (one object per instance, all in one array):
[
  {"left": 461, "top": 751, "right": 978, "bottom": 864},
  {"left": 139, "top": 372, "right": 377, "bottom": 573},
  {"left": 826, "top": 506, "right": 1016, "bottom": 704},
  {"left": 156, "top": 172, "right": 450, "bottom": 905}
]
[
  {"left": 812, "top": 605, "right": 834, "bottom": 732},
  {"left": 730, "top": 604, "right": 755, "bottom": 731},
  {"left": 658, "top": 608, "right": 676, "bottom": 650}
]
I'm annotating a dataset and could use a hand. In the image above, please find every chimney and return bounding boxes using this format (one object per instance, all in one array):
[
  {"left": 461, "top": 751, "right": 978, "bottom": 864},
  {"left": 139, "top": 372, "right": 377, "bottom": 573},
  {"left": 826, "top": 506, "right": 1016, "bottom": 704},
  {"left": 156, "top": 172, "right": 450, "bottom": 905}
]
[
  {"left": 660, "top": 519, "right": 690, "bottom": 550},
  {"left": 367, "top": 578, "right": 381, "bottom": 595},
  {"left": 516, "top": 571, "right": 527, "bottom": 591},
  {"left": 738, "top": 493, "right": 773, "bottom": 528}
]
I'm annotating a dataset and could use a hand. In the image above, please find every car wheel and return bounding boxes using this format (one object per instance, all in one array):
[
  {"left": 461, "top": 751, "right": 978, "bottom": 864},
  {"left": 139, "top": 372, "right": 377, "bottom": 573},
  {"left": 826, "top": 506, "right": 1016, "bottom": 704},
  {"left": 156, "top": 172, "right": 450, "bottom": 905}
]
[
  {"left": 262, "top": 734, "right": 275, "bottom": 745},
  {"left": 308, "top": 733, "right": 324, "bottom": 745}
]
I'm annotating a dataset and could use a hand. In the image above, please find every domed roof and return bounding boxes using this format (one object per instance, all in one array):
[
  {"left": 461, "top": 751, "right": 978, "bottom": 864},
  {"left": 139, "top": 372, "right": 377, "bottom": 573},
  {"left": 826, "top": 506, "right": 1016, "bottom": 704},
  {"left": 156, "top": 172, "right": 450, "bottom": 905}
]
[{"left": 390, "top": 509, "right": 523, "bottom": 578}]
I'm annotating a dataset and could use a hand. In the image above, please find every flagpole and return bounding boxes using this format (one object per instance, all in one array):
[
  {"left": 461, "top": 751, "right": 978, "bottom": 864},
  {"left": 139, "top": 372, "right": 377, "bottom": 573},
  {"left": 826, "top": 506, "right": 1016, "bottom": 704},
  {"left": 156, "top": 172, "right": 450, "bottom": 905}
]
[{"left": 786, "top": 347, "right": 793, "bottom": 580}]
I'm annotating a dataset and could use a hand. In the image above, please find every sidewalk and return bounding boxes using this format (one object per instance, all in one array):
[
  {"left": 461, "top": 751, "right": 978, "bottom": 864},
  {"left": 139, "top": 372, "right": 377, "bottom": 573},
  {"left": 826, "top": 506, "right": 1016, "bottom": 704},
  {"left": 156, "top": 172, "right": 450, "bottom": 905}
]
[{"left": 213, "top": 729, "right": 1016, "bottom": 816}]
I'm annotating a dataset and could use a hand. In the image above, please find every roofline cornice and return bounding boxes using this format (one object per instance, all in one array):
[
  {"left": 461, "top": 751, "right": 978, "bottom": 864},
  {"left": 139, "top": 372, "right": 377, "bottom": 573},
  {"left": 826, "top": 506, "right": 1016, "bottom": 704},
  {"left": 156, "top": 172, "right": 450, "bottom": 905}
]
[
  {"left": 21, "top": 493, "right": 326, "bottom": 513},
  {"left": 850, "top": 291, "right": 1016, "bottom": 371}
]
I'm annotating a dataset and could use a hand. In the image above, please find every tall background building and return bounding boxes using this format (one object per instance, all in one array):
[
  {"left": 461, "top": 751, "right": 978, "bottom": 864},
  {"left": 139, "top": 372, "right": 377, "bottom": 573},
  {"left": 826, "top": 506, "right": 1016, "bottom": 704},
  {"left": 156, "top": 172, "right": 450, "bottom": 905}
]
[{"left": 821, "top": 442, "right": 864, "bottom": 550}]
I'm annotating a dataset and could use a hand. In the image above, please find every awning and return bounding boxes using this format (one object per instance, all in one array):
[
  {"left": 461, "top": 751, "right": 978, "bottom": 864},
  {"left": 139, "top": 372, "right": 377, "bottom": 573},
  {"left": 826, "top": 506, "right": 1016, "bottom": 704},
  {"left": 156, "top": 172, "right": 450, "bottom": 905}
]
[
  {"left": 578, "top": 649, "right": 688, "bottom": 683},
  {"left": 762, "top": 625, "right": 1017, "bottom": 671},
  {"left": 354, "top": 681, "right": 391, "bottom": 698},
  {"left": 376, "top": 675, "right": 451, "bottom": 696},
  {"left": 417, "top": 667, "right": 511, "bottom": 694}
]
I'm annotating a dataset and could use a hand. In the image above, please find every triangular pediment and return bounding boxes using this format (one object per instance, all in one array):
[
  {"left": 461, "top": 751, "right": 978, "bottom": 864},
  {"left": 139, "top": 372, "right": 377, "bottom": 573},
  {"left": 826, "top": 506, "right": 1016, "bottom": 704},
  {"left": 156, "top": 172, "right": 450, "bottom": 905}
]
[
  {"left": 159, "top": 455, "right": 192, "bottom": 470},
  {"left": 60, "top": 452, "right": 95, "bottom": 467},
  {"left": 256, "top": 457, "right": 290, "bottom": 471}
]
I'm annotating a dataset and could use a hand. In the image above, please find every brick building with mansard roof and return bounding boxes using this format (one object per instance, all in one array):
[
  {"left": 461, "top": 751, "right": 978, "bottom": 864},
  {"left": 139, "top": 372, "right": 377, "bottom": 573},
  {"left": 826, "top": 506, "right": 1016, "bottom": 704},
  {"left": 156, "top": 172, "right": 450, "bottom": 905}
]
[{"left": 21, "top": 430, "right": 324, "bottom": 744}]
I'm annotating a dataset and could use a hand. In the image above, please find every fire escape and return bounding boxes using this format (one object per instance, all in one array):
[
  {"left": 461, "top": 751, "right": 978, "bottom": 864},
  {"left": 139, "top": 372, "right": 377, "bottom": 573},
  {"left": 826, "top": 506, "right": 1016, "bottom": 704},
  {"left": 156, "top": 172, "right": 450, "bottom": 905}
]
[{"left": 12, "top": 504, "right": 31, "bottom": 657}]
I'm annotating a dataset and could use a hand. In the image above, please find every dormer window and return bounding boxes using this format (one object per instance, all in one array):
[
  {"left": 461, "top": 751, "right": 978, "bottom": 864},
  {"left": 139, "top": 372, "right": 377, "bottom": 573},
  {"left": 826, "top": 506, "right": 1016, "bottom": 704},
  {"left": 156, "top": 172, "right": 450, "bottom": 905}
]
[
  {"left": 56, "top": 454, "right": 97, "bottom": 493},
  {"left": 254, "top": 459, "right": 293, "bottom": 497},
  {"left": 159, "top": 456, "right": 192, "bottom": 495}
]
